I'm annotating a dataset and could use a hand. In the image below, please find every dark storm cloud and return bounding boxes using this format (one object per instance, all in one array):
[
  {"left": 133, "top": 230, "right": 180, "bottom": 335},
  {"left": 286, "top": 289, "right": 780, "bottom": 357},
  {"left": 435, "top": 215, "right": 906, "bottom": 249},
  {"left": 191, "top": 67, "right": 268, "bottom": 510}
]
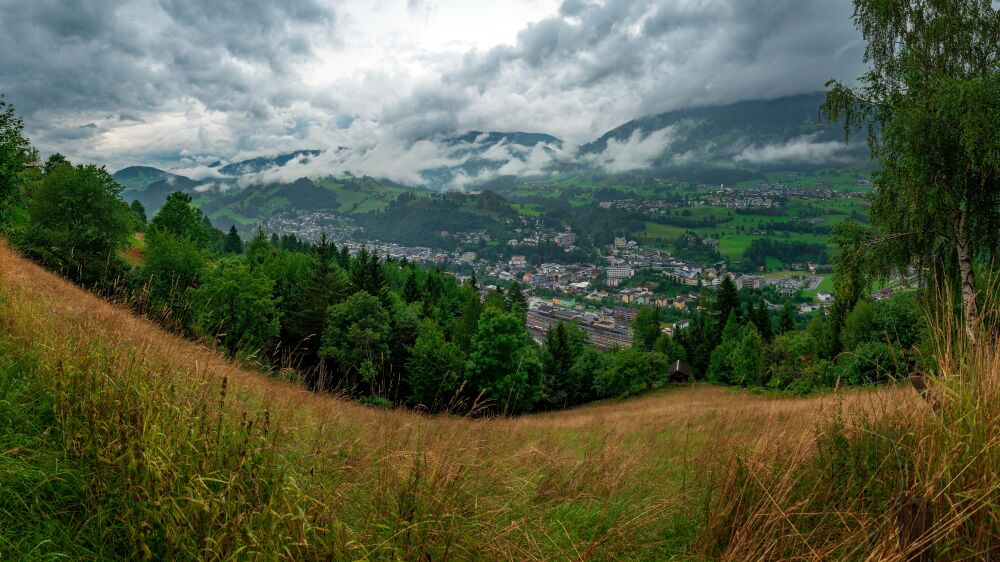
[
  {"left": 0, "top": 0, "right": 334, "bottom": 160},
  {"left": 0, "top": 0, "right": 866, "bottom": 177},
  {"left": 446, "top": 0, "right": 865, "bottom": 131}
]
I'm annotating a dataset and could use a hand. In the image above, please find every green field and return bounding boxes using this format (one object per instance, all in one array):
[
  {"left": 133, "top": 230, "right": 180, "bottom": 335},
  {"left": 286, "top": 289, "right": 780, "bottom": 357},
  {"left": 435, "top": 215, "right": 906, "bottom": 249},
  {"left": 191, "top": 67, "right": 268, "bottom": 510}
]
[
  {"left": 208, "top": 207, "right": 256, "bottom": 226},
  {"left": 511, "top": 202, "right": 542, "bottom": 217}
]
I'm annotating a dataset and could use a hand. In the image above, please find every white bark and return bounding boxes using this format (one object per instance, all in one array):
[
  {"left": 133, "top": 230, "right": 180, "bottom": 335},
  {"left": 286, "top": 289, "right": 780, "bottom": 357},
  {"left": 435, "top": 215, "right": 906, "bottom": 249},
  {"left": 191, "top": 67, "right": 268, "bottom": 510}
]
[{"left": 956, "top": 211, "right": 978, "bottom": 343}]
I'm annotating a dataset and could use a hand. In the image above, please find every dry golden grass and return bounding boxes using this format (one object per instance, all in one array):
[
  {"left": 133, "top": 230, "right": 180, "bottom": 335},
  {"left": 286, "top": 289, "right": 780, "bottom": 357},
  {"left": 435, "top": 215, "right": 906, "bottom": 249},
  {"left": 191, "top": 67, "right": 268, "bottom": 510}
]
[
  {"left": 0, "top": 241, "right": 914, "bottom": 559},
  {"left": 698, "top": 285, "right": 1000, "bottom": 561}
]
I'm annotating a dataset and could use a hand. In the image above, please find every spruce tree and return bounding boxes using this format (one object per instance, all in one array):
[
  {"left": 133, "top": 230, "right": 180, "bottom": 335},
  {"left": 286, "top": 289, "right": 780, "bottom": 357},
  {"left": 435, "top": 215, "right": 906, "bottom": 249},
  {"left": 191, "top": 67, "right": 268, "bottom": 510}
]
[
  {"left": 714, "top": 275, "right": 741, "bottom": 337},
  {"left": 507, "top": 281, "right": 527, "bottom": 321},
  {"left": 778, "top": 300, "right": 796, "bottom": 334},
  {"left": 244, "top": 227, "right": 272, "bottom": 268},
  {"left": 755, "top": 298, "right": 773, "bottom": 343},
  {"left": 454, "top": 285, "right": 483, "bottom": 353},
  {"left": 223, "top": 225, "right": 243, "bottom": 254},
  {"left": 744, "top": 293, "right": 755, "bottom": 326},
  {"left": 130, "top": 199, "right": 147, "bottom": 225},
  {"left": 403, "top": 269, "right": 421, "bottom": 303}
]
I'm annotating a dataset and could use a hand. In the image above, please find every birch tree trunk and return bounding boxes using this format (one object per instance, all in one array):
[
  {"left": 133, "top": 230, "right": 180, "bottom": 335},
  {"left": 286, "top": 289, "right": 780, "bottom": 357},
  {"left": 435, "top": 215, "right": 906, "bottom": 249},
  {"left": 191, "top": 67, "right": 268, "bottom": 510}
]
[{"left": 956, "top": 210, "right": 978, "bottom": 343}]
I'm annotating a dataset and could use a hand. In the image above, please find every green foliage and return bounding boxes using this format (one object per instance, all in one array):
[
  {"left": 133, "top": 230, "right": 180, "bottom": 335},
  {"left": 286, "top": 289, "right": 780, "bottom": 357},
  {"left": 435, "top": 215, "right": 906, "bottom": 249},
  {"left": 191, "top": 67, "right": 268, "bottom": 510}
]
[
  {"left": 350, "top": 246, "right": 385, "bottom": 297},
  {"left": 540, "top": 322, "right": 590, "bottom": 409},
  {"left": 321, "top": 291, "right": 392, "bottom": 391},
  {"left": 258, "top": 250, "right": 314, "bottom": 348},
  {"left": 841, "top": 292, "right": 924, "bottom": 356},
  {"left": 284, "top": 251, "right": 351, "bottom": 382},
  {"left": 777, "top": 300, "right": 796, "bottom": 334},
  {"left": 764, "top": 331, "right": 819, "bottom": 391},
  {"left": 223, "top": 225, "right": 243, "bottom": 254},
  {"left": 807, "top": 314, "right": 838, "bottom": 361},
  {"left": 594, "top": 349, "right": 668, "bottom": 398},
  {"left": 569, "top": 347, "right": 608, "bottom": 403},
  {"left": 743, "top": 238, "right": 828, "bottom": 268},
  {"left": 708, "top": 314, "right": 763, "bottom": 387},
  {"left": 823, "top": 0, "right": 1000, "bottom": 333},
  {"left": 402, "top": 269, "right": 421, "bottom": 303},
  {"left": 406, "top": 320, "right": 465, "bottom": 411},
  {"left": 42, "top": 152, "right": 69, "bottom": 175},
  {"left": 483, "top": 290, "right": 508, "bottom": 312},
  {"left": 829, "top": 221, "right": 876, "bottom": 327},
  {"left": 714, "top": 276, "right": 741, "bottom": 335},
  {"left": 244, "top": 227, "right": 274, "bottom": 267},
  {"left": 729, "top": 324, "right": 765, "bottom": 387},
  {"left": 871, "top": 291, "right": 923, "bottom": 351},
  {"left": 631, "top": 307, "right": 662, "bottom": 352},
  {"left": 149, "top": 192, "right": 210, "bottom": 249},
  {"left": 138, "top": 228, "right": 207, "bottom": 329},
  {"left": 453, "top": 285, "right": 483, "bottom": 353},
  {"left": 0, "top": 94, "right": 31, "bottom": 223},
  {"left": 129, "top": 199, "right": 147, "bottom": 226},
  {"left": 192, "top": 261, "right": 280, "bottom": 357},
  {"left": 840, "top": 341, "right": 898, "bottom": 386},
  {"left": 754, "top": 298, "right": 773, "bottom": 343},
  {"left": 465, "top": 308, "right": 541, "bottom": 414},
  {"left": 506, "top": 281, "right": 527, "bottom": 321},
  {"left": 654, "top": 332, "right": 687, "bottom": 363},
  {"left": 676, "top": 306, "right": 716, "bottom": 378},
  {"left": 840, "top": 299, "right": 876, "bottom": 351},
  {"left": 23, "top": 164, "right": 133, "bottom": 285}
]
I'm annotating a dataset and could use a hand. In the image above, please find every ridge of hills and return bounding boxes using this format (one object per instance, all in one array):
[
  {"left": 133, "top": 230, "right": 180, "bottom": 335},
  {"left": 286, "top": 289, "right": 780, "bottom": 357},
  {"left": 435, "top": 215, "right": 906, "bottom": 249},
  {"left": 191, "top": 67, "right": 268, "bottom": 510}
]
[{"left": 113, "top": 92, "right": 869, "bottom": 210}]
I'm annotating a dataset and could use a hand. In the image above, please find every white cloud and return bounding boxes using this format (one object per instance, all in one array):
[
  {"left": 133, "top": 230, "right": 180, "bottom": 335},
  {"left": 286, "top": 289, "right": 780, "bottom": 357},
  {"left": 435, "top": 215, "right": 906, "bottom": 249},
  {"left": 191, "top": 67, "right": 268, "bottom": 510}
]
[
  {"left": 735, "top": 135, "right": 852, "bottom": 165},
  {"left": 0, "top": 0, "right": 865, "bottom": 175},
  {"left": 585, "top": 127, "right": 676, "bottom": 172}
]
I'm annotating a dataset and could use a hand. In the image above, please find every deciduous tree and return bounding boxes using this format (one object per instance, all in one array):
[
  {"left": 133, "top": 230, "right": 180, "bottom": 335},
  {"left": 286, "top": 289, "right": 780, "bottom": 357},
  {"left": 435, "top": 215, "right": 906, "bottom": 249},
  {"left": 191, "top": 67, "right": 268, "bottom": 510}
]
[{"left": 824, "top": 0, "right": 1000, "bottom": 341}]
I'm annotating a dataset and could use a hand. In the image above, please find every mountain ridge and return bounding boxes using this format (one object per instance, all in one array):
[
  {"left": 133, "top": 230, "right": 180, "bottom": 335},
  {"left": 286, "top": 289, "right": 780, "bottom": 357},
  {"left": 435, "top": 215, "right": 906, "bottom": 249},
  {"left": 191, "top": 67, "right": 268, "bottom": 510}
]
[{"left": 113, "top": 93, "right": 867, "bottom": 198}]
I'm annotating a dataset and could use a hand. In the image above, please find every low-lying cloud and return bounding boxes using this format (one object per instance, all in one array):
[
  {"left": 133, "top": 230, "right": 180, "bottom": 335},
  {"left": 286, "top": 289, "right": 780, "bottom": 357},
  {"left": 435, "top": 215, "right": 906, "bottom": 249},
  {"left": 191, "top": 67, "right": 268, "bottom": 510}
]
[
  {"left": 735, "top": 135, "right": 852, "bottom": 166},
  {"left": 585, "top": 127, "right": 676, "bottom": 173}
]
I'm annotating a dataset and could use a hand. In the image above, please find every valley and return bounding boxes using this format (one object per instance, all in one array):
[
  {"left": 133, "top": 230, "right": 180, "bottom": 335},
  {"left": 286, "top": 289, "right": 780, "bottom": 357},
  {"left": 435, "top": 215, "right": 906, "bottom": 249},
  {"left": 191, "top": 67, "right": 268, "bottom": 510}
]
[{"left": 2, "top": 0, "right": 996, "bottom": 555}]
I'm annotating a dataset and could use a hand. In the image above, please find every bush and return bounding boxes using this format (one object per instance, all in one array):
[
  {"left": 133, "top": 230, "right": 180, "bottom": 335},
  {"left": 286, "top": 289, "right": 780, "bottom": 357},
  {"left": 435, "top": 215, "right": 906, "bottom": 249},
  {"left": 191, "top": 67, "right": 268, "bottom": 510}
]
[{"left": 840, "top": 341, "right": 900, "bottom": 385}]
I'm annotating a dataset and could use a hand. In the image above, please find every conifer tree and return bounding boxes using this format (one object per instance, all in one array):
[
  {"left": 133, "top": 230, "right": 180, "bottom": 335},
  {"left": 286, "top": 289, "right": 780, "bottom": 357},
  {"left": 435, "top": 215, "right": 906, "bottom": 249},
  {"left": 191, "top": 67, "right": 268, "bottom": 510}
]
[
  {"left": 244, "top": 227, "right": 272, "bottom": 268},
  {"left": 755, "top": 298, "right": 773, "bottom": 343},
  {"left": 130, "top": 199, "right": 147, "bottom": 226},
  {"left": 223, "top": 225, "right": 243, "bottom": 254},
  {"left": 714, "top": 275, "right": 741, "bottom": 337},
  {"left": 507, "top": 281, "right": 527, "bottom": 321},
  {"left": 403, "top": 269, "right": 421, "bottom": 303}
]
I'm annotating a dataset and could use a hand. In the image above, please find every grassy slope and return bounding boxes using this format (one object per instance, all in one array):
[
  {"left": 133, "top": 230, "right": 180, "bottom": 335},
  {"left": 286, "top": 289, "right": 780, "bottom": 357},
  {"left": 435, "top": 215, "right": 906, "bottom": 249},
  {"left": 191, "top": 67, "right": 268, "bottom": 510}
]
[{"left": 0, "top": 242, "right": 906, "bottom": 559}]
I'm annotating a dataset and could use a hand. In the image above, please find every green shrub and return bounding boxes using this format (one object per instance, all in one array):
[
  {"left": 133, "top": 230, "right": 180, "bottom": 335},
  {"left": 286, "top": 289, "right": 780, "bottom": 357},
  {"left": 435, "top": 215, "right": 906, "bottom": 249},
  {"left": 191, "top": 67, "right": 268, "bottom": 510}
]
[{"left": 840, "top": 341, "right": 900, "bottom": 385}]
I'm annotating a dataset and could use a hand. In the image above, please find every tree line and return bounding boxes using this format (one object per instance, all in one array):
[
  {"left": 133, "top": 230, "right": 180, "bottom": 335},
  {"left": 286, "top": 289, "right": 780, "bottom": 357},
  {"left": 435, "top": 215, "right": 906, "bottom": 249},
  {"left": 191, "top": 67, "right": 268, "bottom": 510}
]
[{"left": 673, "top": 274, "right": 923, "bottom": 394}]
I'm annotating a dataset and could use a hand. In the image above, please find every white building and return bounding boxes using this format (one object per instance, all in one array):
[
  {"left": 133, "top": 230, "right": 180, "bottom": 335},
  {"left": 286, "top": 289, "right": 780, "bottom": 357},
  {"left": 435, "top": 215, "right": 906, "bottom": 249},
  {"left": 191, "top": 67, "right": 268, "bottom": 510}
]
[{"left": 607, "top": 266, "right": 634, "bottom": 280}]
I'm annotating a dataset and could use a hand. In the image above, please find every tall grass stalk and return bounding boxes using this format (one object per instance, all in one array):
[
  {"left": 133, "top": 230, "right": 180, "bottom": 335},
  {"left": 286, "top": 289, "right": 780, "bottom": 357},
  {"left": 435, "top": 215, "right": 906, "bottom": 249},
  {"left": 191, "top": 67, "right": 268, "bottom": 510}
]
[{"left": 699, "top": 283, "right": 1000, "bottom": 560}]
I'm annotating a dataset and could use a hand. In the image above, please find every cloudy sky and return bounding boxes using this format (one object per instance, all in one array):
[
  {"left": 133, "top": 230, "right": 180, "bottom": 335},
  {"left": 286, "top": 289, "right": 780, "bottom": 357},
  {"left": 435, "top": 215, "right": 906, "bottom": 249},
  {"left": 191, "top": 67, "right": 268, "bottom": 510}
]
[{"left": 0, "top": 0, "right": 866, "bottom": 178}]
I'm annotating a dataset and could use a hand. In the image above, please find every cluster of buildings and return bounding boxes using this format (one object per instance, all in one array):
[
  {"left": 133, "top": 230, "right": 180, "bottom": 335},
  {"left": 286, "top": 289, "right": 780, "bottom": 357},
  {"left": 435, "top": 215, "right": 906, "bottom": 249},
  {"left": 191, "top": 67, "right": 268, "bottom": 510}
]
[
  {"left": 598, "top": 198, "right": 682, "bottom": 214},
  {"left": 526, "top": 299, "right": 633, "bottom": 348},
  {"left": 701, "top": 182, "right": 840, "bottom": 208},
  {"left": 440, "top": 230, "right": 492, "bottom": 245},
  {"left": 263, "top": 210, "right": 360, "bottom": 243}
]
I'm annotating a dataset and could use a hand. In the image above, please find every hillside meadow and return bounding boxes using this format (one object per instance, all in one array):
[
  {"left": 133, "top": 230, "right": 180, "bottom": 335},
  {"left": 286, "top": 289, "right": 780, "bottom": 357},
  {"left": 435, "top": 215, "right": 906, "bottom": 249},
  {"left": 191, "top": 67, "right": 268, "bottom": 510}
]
[{"left": 0, "top": 241, "right": 913, "bottom": 559}]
